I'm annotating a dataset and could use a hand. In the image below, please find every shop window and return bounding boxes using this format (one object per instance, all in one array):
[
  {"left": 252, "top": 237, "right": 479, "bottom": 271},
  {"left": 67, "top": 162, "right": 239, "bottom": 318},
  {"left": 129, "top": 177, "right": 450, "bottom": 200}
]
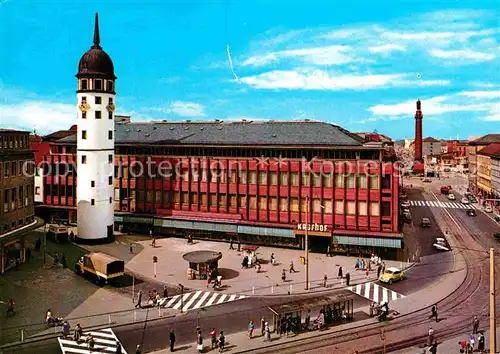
[
  {"left": 249, "top": 196, "right": 257, "bottom": 210},
  {"left": 238, "top": 195, "right": 247, "bottom": 208},
  {"left": 279, "top": 198, "right": 288, "bottom": 212},
  {"left": 258, "top": 196, "right": 267, "bottom": 210},
  {"left": 334, "top": 200, "right": 344, "bottom": 214},
  {"left": 358, "top": 201, "right": 368, "bottom": 216},
  {"left": 370, "top": 202, "right": 380, "bottom": 216},
  {"left": 209, "top": 193, "right": 217, "bottom": 206},
  {"left": 174, "top": 192, "right": 180, "bottom": 204},
  {"left": 219, "top": 194, "right": 226, "bottom": 207},
  {"left": 147, "top": 191, "right": 153, "bottom": 203},
  {"left": 312, "top": 199, "right": 322, "bottom": 213},
  {"left": 290, "top": 173, "right": 299, "bottom": 186},
  {"left": 357, "top": 175, "right": 367, "bottom": 188},
  {"left": 322, "top": 173, "right": 332, "bottom": 187},
  {"left": 369, "top": 176, "right": 379, "bottom": 189},
  {"left": 219, "top": 170, "right": 227, "bottom": 183},
  {"left": 238, "top": 172, "right": 247, "bottom": 184},
  {"left": 269, "top": 197, "right": 277, "bottom": 211},
  {"left": 279, "top": 172, "right": 288, "bottom": 185},
  {"left": 181, "top": 192, "right": 189, "bottom": 204},
  {"left": 190, "top": 193, "right": 198, "bottom": 205},
  {"left": 334, "top": 174, "right": 344, "bottom": 188},
  {"left": 258, "top": 172, "right": 267, "bottom": 185},
  {"left": 290, "top": 198, "right": 299, "bottom": 212}
]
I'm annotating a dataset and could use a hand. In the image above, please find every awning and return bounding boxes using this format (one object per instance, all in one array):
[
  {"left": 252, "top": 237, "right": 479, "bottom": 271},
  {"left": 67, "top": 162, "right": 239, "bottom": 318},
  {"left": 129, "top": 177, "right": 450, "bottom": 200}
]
[{"left": 334, "top": 235, "right": 402, "bottom": 249}]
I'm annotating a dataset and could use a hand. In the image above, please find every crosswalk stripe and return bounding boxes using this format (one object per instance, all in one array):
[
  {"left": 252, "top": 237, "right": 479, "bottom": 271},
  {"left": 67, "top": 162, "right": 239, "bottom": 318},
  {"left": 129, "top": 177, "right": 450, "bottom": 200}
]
[
  {"left": 382, "top": 288, "right": 388, "bottom": 304},
  {"left": 346, "top": 282, "right": 405, "bottom": 305},
  {"left": 165, "top": 295, "right": 180, "bottom": 307},
  {"left": 173, "top": 293, "right": 191, "bottom": 310},
  {"left": 182, "top": 290, "right": 202, "bottom": 312},
  {"left": 58, "top": 328, "right": 126, "bottom": 354},
  {"left": 217, "top": 294, "right": 228, "bottom": 304},
  {"left": 193, "top": 291, "right": 211, "bottom": 309},
  {"left": 228, "top": 294, "right": 237, "bottom": 301},
  {"left": 206, "top": 293, "right": 219, "bottom": 307},
  {"left": 406, "top": 200, "right": 480, "bottom": 211},
  {"left": 364, "top": 283, "right": 370, "bottom": 299},
  {"left": 373, "top": 283, "right": 379, "bottom": 303},
  {"left": 158, "top": 291, "right": 247, "bottom": 312}
]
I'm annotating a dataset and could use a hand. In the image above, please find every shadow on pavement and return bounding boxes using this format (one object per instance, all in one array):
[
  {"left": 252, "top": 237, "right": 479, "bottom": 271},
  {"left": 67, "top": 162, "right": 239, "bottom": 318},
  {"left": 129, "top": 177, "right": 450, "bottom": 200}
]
[{"left": 218, "top": 268, "right": 240, "bottom": 280}]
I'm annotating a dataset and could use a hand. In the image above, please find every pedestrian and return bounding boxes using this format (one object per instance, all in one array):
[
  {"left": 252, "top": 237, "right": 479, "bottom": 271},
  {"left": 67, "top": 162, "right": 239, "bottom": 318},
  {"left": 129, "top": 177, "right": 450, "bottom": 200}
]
[
  {"left": 345, "top": 272, "right": 350, "bottom": 286},
  {"left": 152, "top": 237, "right": 156, "bottom": 248},
  {"left": 477, "top": 333, "right": 485, "bottom": 352},
  {"left": 74, "top": 323, "right": 83, "bottom": 342},
  {"left": 472, "top": 316, "right": 479, "bottom": 334},
  {"left": 197, "top": 332, "right": 203, "bottom": 352},
  {"left": 338, "top": 266, "right": 343, "bottom": 279},
  {"left": 54, "top": 252, "right": 59, "bottom": 264},
  {"left": 61, "top": 254, "right": 67, "bottom": 268},
  {"left": 135, "top": 290, "right": 143, "bottom": 308},
  {"left": 427, "top": 327, "right": 434, "bottom": 346},
  {"left": 62, "top": 320, "right": 70, "bottom": 338},
  {"left": 260, "top": 317, "right": 265, "bottom": 337},
  {"left": 289, "top": 261, "right": 296, "bottom": 273},
  {"left": 115, "top": 341, "right": 122, "bottom": 354},
  {"left": 15, "top": 257, "right": 20, "bottom": 270},
  {"left": 210, "top": 328, "right": 217, "bottom": 349},
  {"left": 35, "top": 237, "right": 41, "bottom": 251},
  {"left": 264, "top": 322, "right": 271, "bottom": 341},
  {"left": 229, "top": 238, "right": 234, "bottom": 250},
  {"left": 26, "top": 247, "right": 31, "bottom": 262},
  {"left": 248, "top": 320, "right": 254, "bottom": 338},
  {"left": 469, "top": 334, "right": 475, "bottom": 352},
  {"left": 135, "top": 344, "right": 141, "bottom": 354},
  {"left": 305, "top": 309, "right": 311, "bottom": 329},
  {"left": 237, "top": 241, "right": 241, "bottom": 252},
  {"left": 429, "top": 341, "right": 437, "bottom": 354},
  {"left": 365, "top": 269, "right": 369, "bottom": 279},
  {"left": 323, "top": 273, "right": 328, "bottom": 288},
  {"left": 130, "top": 244, "right": 133, "bottom": 254},
  {"left": 6, "top": 299, "right": 15, "bottom": 317},
  {"left": 270, "top": 253, "right": 276, "bottom": 266},
  {"left": 169, "top": 329, "right": 176, "bottom": 352},
  {"left": 377, "top": 265, "right": 382, "bottom": 278},
  {"left": 326, "top": 245, "right": 331, "bottom": 257},
  {"left": 218, "top": 331, "right": 225, "bottom": 352},
  {"left": 458, "top": 339, "right": 468, "bottom": 353},
  {"left": 281, "top": 269, "right": 286, "bottom": 282},
  {"left": 163, "top": 285, "right": 168, "bottom": 299},
  {"left": 429, "top": 304, "right": 438, "bottom": 321}
]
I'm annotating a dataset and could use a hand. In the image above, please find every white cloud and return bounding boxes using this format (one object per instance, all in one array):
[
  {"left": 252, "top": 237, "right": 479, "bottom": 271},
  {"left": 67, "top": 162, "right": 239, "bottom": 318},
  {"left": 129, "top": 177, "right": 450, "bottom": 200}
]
[
  {"left": 242, "top": 45, "right": 354, "bottom": 67},
  {"left": 157, "top": 101, "right": 206, "bottom": 117},
  {"left": 0, "top": 101, "right": 75, "bottom": 134},
  {"left": 368, "top": 44, "right": 406, "bottom": 54},
  {"left": 459, "top": 90, "right": 500, "bottom": 98},
  {"left": 429, "top": 49, "right": 495, "bottom": 61},
  {"left": 240, "top": 70, "right": 449, "bottom": 90}
]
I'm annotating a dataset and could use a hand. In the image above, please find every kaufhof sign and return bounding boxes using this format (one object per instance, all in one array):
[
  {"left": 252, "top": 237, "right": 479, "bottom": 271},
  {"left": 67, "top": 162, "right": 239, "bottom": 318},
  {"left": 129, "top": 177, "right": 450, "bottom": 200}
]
[{"left": 295, "top": 223, "right": 331, "bottom": 237}]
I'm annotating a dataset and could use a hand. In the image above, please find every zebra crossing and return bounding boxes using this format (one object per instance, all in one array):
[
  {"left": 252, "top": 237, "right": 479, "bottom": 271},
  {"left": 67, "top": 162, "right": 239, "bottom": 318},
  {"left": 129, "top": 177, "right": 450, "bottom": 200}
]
[
  {"left": 57, "top": 328, "right": 126, "bottom": 354},
  {"left": 158, "top": 291, "right": 247, "bottom": 312},
  {"left": 346, "top": 282, "right": 405, "bottom": 304},
  {"left": 408, "top": 200, "right": 477, "bottom": 210}
]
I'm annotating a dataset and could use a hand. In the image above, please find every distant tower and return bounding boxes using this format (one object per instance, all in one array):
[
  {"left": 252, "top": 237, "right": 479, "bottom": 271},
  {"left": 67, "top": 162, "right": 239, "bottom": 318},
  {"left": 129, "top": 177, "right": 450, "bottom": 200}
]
[
  {"left": 76, "top": 13, "right": 116, "bottom": 243},
  {"left": 414, "top": 100, "right": 423, "bottom": 162}
]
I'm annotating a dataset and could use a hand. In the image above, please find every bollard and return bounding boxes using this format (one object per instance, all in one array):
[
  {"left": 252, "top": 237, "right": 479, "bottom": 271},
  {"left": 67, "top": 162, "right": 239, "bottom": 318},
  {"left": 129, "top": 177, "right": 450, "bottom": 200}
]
[
  {"left": 158, "top": 305, "right": 161, "bottom": 317},
  {"left": 289, "top": 285, "right": 292, "bottom": 294},
  {"left": 271, "top": 286, "right": 274, "bottom": 294},
  {"left": 21, "top": 329, "right": 24, "bottom": 343},
  {"left": 108, "top": 314, "right": 111, "bottom": 326},
  {"left": 134, "top": 310, "right": 137, "bottom": 322},
  {"left": 252, "top": 286, "right": 255, "bottom": 295}
]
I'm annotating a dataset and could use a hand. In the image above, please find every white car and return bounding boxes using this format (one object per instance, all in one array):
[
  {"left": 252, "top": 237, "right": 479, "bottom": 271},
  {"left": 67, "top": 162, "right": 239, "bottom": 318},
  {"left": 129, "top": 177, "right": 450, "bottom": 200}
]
[
  {"left": 461, "top": 198, "right": 470, "bottom": 204},
  {"left": 484, "top": 205, "right": 493, "bottom": 213},
  {"left": 448, "top": 193, "right": 456, "bottom": 200}
]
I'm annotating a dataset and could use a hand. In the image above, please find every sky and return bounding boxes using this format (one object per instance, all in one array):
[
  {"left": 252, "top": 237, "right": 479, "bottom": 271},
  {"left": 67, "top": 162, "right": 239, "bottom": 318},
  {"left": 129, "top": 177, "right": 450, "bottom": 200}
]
[{"left": 1, "top": 0, "right": 499, "bottom": 140}]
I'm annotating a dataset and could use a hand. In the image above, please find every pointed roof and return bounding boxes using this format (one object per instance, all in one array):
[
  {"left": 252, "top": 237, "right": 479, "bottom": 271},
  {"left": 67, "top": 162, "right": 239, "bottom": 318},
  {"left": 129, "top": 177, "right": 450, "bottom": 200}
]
[{"left": 92, "top": 13, "right": 101, "bottom": 49}]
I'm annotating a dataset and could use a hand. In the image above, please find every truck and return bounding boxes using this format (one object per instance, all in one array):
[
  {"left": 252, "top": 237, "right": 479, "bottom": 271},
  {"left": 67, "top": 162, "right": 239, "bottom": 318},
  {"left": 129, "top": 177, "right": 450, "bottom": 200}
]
[
  {"left": 46, "top": 225, "right": 69, "bottom": 243},
  {"left": 75, "top": 252, "right": 125, "bottom": 285}
]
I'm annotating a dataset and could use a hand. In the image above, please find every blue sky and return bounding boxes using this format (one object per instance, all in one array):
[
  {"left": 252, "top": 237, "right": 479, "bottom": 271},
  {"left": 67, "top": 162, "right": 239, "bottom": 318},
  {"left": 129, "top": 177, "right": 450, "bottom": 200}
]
[{"left": 1, "top": 0, "right": 499, "bottom": 139}]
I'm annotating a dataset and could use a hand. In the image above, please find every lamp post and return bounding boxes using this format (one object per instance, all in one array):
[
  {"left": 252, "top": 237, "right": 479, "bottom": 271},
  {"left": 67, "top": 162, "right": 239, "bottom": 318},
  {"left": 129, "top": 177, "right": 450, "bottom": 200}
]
[
  {"left": 178, "top": 284, "right": 184, "bottom": 313},
  {"left": 304, "top": 195, "right": 309, "bottom": 290}
]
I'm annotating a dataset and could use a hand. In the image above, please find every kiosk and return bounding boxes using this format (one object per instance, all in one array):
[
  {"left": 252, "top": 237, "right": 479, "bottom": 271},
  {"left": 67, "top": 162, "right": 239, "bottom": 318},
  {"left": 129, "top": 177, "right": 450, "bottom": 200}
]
[{"left": 183, "top": 250, "right": 223, "bottom": 280}]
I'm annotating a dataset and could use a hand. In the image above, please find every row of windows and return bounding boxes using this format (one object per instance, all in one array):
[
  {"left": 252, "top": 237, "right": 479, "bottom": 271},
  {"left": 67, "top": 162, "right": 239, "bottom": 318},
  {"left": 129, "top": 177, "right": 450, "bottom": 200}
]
[
  {"left": 1, "top": 185, "right": 33, "bottom": 213},
  {"left": 79, "top": 78, "right": 114, "bottom": 92},
  {"left": 82, "top": 96, "right": 114, "bottom": 105},
  {"left": 0, "top": 216, "right": 35, "bottom": 235},
  {"left": 80, "top": 154, "right": 114, "bottom": 165},
  {"left": 134, "top": 191, "right": 387, "bottom": 216},
  {"left": 81, "top": 110, "right": 113, "bottom": 120},
  {"left": 0, "top": 160, "right": 34, "bottom": 179},
  {"left": 81, "top": 130, "right": 113, "bottom": 140},
  {"left": 0, "top": 134, "right": 30, "bottom": 150}
]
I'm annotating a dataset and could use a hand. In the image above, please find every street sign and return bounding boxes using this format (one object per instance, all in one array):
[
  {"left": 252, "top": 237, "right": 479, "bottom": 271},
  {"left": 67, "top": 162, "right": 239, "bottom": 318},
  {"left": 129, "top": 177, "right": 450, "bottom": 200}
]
[{"left": 153, "top": 256, "right": 158, "bottom": 263}]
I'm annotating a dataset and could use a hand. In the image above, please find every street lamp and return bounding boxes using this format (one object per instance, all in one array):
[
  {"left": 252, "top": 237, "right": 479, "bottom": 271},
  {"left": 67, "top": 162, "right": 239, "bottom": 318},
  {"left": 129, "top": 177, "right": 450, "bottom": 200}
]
[{"left": 178, "top": 284, "right": 184, "bottom": 313}]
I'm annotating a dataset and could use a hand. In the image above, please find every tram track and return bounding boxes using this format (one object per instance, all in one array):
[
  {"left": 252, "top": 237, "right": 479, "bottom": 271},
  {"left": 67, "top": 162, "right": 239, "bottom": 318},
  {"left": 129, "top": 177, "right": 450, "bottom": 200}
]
[{"left": 239, "top": 191, "right": 498, "bottom": 354}]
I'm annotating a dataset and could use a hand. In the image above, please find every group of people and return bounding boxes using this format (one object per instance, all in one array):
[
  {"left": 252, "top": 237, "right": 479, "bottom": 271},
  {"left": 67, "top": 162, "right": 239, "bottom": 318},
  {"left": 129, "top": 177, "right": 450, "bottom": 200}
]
[
  {"left": 458, "top": 316, "right": 485, "bottom": 353},
  {"left": 135, "top": 285, "right": 169, "bottom": 308},
  {"left": 197, "top": 327, "right": 225, "bottom": 353}
]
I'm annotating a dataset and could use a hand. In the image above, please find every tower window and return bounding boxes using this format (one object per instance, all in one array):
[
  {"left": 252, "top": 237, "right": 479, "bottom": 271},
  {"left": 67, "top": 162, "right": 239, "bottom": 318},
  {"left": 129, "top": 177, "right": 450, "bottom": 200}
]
[
  {"left": 95, "top": 111, "right": 101, "bottom": 119},
  {"left": 109, "top": 98, "right": 113, "bottom": 104},
  {"left": 81, "top": 79, "right": 88, "bottom": 90},
  {"left": 108, "top": 154, "right": 113, "bottom": 163},
  {"left": 81, "top": 96, "right": 87, "bottom": 103},
  {"left": 108, "top": 111, "right": 113, "bottom": 120},
  {"left": 107, "top": 81, "right": 114, "bottom": 92},
  {"left": 109, "top": 197, "right": 112, "bottom": 203},
  {"left": 82, "top": 112, "right": 87, "bottom": 119},
  {"left": 108, "top": 176, "right": 113, "bottom": 185},
  {"left": 91, "top": 181, "right": 95, "bottom": 187},
  {"left": 81, "top": 155, "right": 87, "bottom": 164},
  {"left": 95, "top": 97, "right": 102, "bottom": 104},
  {"left": 82, "top": 130, "right": 87, "bottom": 139},
  {"left": 91, "top": 199, "right": 95, "bottom": 206},
  {"left": 94, "top": 79, "right": 102, "bottom": 90},
  {"left": 108, "top": 131, "right": 113, "bottom": 140}
]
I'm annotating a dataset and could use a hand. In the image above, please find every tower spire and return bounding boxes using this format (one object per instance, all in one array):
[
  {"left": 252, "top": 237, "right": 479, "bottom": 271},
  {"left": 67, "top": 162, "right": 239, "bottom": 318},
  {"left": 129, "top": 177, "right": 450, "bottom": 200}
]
[{"left": 92, "top": 13, "right": 101, "bottom": 49}]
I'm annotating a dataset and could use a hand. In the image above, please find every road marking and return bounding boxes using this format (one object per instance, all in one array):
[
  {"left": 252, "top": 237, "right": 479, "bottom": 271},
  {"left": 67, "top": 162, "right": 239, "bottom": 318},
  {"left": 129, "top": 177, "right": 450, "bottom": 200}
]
[
  {"left": 193, "top": 291, "right": 211, "bottom": 309},
  {"left": 58, "top": 328, "right": 126, "bottom": 354},
  {"left": 182, "top": 290, "right": 202, "bottom": 312},
  {"left": 346, "top": 282, "right": 405, "bottom": 305},
  {"left": 206, "top": 293, "right": 219, "bottom": 307},
  {"left": 217, "top": 294, "right": 228, "bottom": 304}
]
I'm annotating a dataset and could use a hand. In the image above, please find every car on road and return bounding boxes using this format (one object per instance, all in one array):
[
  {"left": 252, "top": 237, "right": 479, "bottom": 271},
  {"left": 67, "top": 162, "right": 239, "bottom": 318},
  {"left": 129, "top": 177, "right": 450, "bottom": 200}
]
[
  {"left": 401, "top": 201, "right": 410, "bottom": 208},
  {"left": 378, "top": 267, "right": 404, "bottom": 285},
  {"left": 423, "top": 178, "right": 432, "bottom": 183},
  {"left": 433, "top": 238, "right": 450, "bottom": 251},
  {"left": 466, "top": 194, "right": 477, "bottom": 203},
  {"left": 403, "top": 210, "right": 412, "bottom": 223},
  {"left": 484, "top": 205, "right": 493, "bottom": 213},
  {"left": 495, "top": 214, "right": 500, "bottom": 223},
  {"left": 467, "top": 209, "right": 476, "bottom": 217},
  {"left": 461, "top": 197, "right": 470, "bottom": 204},
  {"left": 421, "top": 217, "right": 431, "bottom": 227},
  {"left": 448, "top": 193, "right": 456, "bottom": 200},
  {"left": 440, "top": 186, "right": 452, "bottom": 194}
]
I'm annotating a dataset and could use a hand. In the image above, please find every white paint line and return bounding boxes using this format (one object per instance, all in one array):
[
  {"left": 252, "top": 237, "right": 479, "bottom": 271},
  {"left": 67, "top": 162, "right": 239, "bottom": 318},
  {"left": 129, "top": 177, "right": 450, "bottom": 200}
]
[
  {"left": 193, "top": 291, "right": 211, "bottom": 309},
  {"left": 205, "top": 293, "right": 219, "bottom": 307},
  {"left": 182, "top": 290, "right": 202, "bottom": 312},
  {"left": 217, "top": 294, "right": 228, "bottom": 304}
]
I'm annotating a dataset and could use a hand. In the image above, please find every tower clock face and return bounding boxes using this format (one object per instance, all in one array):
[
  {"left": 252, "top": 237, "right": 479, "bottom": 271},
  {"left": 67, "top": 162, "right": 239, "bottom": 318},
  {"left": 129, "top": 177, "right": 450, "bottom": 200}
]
[
  {"left": 79, "top": 103, "right": 90, "bottom": 112},
  {"left": 106, "top": 103, "right": 115, "bottom": 112}
]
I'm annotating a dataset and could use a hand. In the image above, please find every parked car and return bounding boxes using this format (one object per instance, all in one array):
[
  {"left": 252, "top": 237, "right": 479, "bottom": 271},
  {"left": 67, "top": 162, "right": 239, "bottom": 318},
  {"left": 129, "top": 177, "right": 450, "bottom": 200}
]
[
  {"left": 403, "top": 211, "right": 412, "bottom": 223},
  {"left": 461, "top": 198, "right": 470, "bottom": 204},
  {"left": 378, "top": 267, "right": 404, "bottom": 285},
  {"left": 433, "top": 238, "right": 450, "bottom": 251},
  {"left": 467, "top": 209, "right": 477, "bottom": 217},
  {"left": 448, "top": 193, "right": 456, "bottom": 200},
  {"left": 484, "top": 205, "right": 493, "bottom": 213},
  {"left": 421, "top": 218, "right": 431, "bottom": 227},
  {"left": 440, "top": 186, "right": 450, "bottom": 194}
]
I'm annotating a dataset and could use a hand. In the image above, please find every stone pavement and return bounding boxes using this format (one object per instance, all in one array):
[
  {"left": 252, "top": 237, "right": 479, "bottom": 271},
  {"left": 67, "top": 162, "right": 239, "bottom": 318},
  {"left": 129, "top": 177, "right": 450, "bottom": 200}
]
[{"left": 125, "top": 237, "right": 408, "bottom": 296}]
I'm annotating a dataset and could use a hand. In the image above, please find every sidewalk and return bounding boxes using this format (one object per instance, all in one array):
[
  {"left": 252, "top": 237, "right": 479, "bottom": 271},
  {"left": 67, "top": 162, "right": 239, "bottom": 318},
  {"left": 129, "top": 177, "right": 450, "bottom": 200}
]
[{"left": 125, "top": 237, "right": 408, "bottom": 296}]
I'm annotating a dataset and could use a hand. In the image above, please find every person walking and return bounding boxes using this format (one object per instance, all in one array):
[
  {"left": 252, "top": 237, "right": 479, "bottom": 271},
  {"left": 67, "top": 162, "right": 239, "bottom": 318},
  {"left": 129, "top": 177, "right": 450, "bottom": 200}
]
[
  {"left": 229, "top": 238, "right": 234, "bottom": 250},
  {"left": 6, "top": 299, "right": 15, "bottom": 317},
  {"left": 281, "top": 269, "right": 286, "bottom": 282},
  {"left": 338, "top": 266, "right": 343, "bottom": 279},
  {"left": 237, "top": 241, "right": 241, "bottom": 252},
  {"left": 169, "top": 329, "right": 176, "bottom": 352},
  {"left": 260, "top": 317, "right": 265, "bottom": 337},
  {"left": 115, "top": 341, "right": 122, "bottom": 354},
  {"left": 152, "top": 237, "right": 156, "bottom": 248},
  {"left": 469, "top": 334, "right": 475, "bottom": 352},
  {"left": 326, "top": 245, "right": 331, "bottom": 257},
  {"left": 130, "top": 244, "right": 133, "bottom": 254},
  {"left": 427, "top": 327, "right": 434, "bottom": 346},
  {"left": 135, "top": 344, "right": 141, "bottom": 354},
  {"left": 472, "top": 316, "right": 479, "bottom": 334},
  {"left": 270, "top": 253, "right": 276, "bottom": 266},
  {"left": 323, "top": 273, "right": 328, "bottom": 288},
  {"left": 218, "top": 331, "right": 225, "bottom": 352},
  {"left": 163, "top": 285, "right": 168, "bottom": 299},
  {"left": 210, "top": 328, "right": 217, "bottom": 349},
  {"left": 248, "top": 320, "right": 254, "bottom": 338},
  {"left": 264, "top": 322, "right": 271, "bottom": 342},
  {"left": 62, "top": 320, "right": 70, "bottom": 339},
  {"left": 345, "top": 272, "right": 350, "bottom": 286},
  {"left": 429, "top": 304, "right": 438, "bottom": 322},
  {"left": 135, "top": 290, "right": 143, "bottom": 309},
  {"left": 26, "top": 247, "right": 32, "bottom": 262},
  {"left": 477, "top": 332, "right": 485, "bottom": 353},
  {"left": 196, "top": 332, "right": 203, "bottom": 352},
  {"left": 289, "top": 261, "right": 296, "bottom": 273},
  {"left": 61, "top": 254, "right": 67, "bottom": 268},
  {"left": 74, "top": 323, "right": 83, "bottom": 342},
  {"left": 429, "top": 341, "right": 437, "bottom": 354}
]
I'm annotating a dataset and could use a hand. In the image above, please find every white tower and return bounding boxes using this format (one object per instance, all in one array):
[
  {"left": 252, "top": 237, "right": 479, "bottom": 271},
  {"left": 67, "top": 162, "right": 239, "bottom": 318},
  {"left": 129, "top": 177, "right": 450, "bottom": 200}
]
[{"left": 76, "top": 13, "right": 116, "bottom": 243}]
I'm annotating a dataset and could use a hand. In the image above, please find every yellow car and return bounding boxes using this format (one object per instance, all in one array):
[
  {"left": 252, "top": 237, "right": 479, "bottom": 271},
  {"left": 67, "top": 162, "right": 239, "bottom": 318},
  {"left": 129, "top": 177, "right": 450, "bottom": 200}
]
[{"left": 378, "top": 267, "right": 404, "bottom": 284}]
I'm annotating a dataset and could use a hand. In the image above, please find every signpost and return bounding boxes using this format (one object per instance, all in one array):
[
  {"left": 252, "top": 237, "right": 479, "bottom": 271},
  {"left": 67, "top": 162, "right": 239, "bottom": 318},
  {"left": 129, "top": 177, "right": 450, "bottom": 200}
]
[{"left": 153, "top": 256, "right": 158, "bottom": 278}]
